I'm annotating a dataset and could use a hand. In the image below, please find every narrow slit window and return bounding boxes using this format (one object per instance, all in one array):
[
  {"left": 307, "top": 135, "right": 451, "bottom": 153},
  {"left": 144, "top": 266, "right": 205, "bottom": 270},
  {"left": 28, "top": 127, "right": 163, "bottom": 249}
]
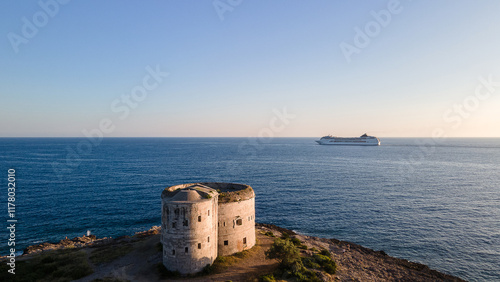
[
  {"left": 198, "top": 216, "right": 201, "bottom": 222},
  {"left": 243, "top": 237, "right": 247, "bottom": 244},
  {"left": 172, "top": 249, "right": 175, "bottom": 255},
  {"left": 208, "top": 210, "right": 210, "bottom": 216},
  {"left": 208, "top": 236, "right": 210, "bottom": 242},
  {"left": 172, "top": 222, "right": 176, "bottom": 228},
  {"left": 185, "top": 247, "right": 188, "bottom": 253},
  {"left": 198, "top": 243, "right": 201, "bottom": 249},
  {"left": 224, "top": 240, "right": 228, "bottom": 246}
]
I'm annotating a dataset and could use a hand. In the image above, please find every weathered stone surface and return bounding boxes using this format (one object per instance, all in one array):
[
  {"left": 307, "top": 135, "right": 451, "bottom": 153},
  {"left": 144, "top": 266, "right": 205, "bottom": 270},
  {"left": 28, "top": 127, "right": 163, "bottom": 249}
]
[
  {"left": 161, "top": 182, "right": 256, "bottom": 274},
  {"left": 161, "top": 184, "right": 219, "bottom": 274}
]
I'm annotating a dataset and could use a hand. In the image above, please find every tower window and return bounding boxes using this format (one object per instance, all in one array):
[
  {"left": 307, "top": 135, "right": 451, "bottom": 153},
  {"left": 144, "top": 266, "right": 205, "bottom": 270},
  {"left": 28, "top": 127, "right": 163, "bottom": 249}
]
[
  {"left": 243, "top": 237, "right": 247, "bottom": 244},
  {"left": 198, "top": 216, "right": 201, "bottom": 222},
  {"left": 172, "top": 222, "right": 176, "bottom": 228},
  {"left": 208, "top": 210, "right": 210, "bottom": 216},
  {"left": 236, "top": 218, "right": 242, "bottom": 226},
  {"left": 183, "top": 220, "right": 188, "bottom": 226},
  {"left": 185, "top": 247, "right": 188, "bottom": 253},
  {"left": 172, "top": 249, "right": 175, "bottom": 255},
  {"left": 224, "top": 240, "right": 228, "bottom": 246},
  {"left": 208, "top": 236, "right": 210, "bottom": 242},
  {"left": 198, "top": 243, "right": 201, "bottom": 249}
]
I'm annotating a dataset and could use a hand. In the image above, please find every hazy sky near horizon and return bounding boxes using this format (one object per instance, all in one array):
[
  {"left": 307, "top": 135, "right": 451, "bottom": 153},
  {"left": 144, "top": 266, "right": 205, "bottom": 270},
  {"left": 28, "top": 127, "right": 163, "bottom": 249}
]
[{"left": 1, "top": 0, "right": 500, "bottom": 137}]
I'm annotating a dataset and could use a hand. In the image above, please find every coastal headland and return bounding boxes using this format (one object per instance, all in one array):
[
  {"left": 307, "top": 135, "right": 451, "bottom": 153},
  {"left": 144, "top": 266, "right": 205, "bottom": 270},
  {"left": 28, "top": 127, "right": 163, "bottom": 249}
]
[{"left": 0, "top": 224, "right": 465, "bottom": 281}]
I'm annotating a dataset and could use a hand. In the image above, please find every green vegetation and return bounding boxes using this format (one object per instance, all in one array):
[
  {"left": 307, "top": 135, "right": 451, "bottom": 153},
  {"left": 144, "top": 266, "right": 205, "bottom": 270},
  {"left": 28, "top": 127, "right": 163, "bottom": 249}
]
[
  {"left": 290, "top": 237, "right": 308, "bottom": 250},
  {"left": 201, "top": 263, "right": 215, "bottom": 275},
  {"left": 263, "top": 231, "right": 275, "bottom": 237},
  {"left": 312, "top": 253, "right": 337, "bottom": 274},
  {"left": 265, "top": 237, "right": 337, "bottom": 282},
  {"left": 280, "top": 232, "right": 290, "bottom": 240},
  {"left": 265, "top": 238, "right": 301, "bottom": 268},
  {"left": 320, "top": 249, "right": 331, "bottom": 256},
  {"left": 0, "top": 249, "right": 93, "bottom": 282},
  {"left": 90, "top": 243, "right": 134, "bottom": 264},
  {"left": 260, "top": 273, "right": 276, "bottom": 282}
]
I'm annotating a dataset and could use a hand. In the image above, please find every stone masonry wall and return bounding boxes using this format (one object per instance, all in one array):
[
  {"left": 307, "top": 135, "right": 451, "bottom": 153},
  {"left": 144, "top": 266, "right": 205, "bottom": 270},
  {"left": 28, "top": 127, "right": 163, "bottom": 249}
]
[
  {"left": 217, "top": 197, "right": 256, "bottom": 256},
  {"left": 161, "top": 195, "right": 218, "bottom": 274}
]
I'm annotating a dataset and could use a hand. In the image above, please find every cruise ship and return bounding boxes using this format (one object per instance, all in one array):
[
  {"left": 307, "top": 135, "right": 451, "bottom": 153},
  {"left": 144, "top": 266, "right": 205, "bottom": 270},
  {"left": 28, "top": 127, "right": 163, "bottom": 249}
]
[{"left": 315, "top": 133, "right": 380, "bottom": 146}]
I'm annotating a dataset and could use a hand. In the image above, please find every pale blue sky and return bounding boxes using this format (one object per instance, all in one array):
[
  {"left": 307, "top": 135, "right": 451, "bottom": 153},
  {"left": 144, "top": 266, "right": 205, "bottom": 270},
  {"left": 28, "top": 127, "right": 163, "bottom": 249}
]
[{"left": 1, "top": 0, "right": 500, "bottom": 137}]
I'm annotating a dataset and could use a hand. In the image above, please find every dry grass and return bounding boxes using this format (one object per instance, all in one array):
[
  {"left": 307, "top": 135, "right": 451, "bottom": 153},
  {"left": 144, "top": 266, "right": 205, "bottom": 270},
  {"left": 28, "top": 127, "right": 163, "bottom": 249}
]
[
  {"left": 0, "top": 249, "right": 93, "bottom": 282},
  {"left": 89, "top": 243, "right": 134, "bottom": 264}
]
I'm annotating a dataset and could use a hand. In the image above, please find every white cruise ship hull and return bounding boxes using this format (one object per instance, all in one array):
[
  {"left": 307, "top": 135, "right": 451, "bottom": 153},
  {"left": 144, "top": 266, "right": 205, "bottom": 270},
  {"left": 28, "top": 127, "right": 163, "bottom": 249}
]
[{"left": 315, "top": 134, "right": 380, "bottom": 146}]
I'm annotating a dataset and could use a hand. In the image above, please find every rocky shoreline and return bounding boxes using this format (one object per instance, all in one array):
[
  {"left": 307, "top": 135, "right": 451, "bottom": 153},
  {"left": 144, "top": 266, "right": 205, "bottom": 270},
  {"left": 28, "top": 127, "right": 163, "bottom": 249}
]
[
  {"left": 20, "top": 226, "right": 161, "bottom": 256},
  {"left": 2, "top": 224, "right": 466, "bottom": 281},
  {"left": 257, "top": 224, "right": 466, "bottom": 281}
]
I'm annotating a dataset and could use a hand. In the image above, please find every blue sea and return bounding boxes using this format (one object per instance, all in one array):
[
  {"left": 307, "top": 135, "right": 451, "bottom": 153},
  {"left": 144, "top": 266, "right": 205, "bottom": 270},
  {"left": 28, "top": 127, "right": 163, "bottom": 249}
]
[{"left": 1, "top": 137, "right": 499, "bottom": 281}]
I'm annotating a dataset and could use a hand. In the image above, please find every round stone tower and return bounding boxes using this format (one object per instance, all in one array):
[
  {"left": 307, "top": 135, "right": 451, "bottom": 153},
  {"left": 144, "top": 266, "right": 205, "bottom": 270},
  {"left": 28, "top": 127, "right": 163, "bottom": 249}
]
[
  {"left": 206, "top": 182, "right": 256, "bottom": 256},
  {"left": 161, "top": 183, "right": 218, "bottom": 274}
]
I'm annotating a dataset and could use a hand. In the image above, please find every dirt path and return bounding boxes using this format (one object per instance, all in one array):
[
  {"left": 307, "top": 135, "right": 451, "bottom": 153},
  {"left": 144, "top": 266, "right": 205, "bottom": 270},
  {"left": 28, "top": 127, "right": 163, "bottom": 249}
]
[{"left": 180, "top": 232, "right": 277, "bottom": 282}]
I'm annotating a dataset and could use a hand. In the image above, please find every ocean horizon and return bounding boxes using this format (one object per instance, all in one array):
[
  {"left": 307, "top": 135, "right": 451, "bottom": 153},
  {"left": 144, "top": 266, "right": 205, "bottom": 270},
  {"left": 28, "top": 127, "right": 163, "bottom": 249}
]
[{"left": 1, "top": 137, "right": 499, "bottom": 281}]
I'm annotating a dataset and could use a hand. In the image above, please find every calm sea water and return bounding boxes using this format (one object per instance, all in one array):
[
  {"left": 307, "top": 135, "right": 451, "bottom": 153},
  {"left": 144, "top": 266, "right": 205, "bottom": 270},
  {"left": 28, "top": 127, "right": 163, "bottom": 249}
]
[{"left": 1, "top": 137, "right": 499, "bottom": 281}]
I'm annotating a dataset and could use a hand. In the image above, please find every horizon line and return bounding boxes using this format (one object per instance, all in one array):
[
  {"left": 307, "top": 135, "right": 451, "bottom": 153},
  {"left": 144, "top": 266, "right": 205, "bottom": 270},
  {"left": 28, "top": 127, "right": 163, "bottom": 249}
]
[{"left": 1, "top": 136, "right": 500, "bottom": 138}]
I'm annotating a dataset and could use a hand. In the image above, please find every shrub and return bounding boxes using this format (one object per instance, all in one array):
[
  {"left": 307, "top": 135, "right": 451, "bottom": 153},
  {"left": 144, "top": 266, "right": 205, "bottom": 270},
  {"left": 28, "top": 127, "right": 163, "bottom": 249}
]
[
  {"left": 265, "top": 238, "right": 301, "bottom": 268},
  {"left": 263, "top": 231, "right": 275, "bottom": 237},
  {"left": 260, "top": 273, "right": 276, "bottom": 282},
  {"left": 323, "top": 263, "right": 337, "bottom": 274},
  {"left": 320, "top": 249, "right": 331, "bottom": 256},
  {"left": 302, "top": 257, "right": 320, "bottom": 269},
  {"left": 295, "top": 268, "right": 321, "bottom": 282},
  {"left": 280, "top": 232, "right": 290, "bottom": 240},
  {"left": 201, "top": 263, "right": 214, "bottom": 275},
  {"left": 290, "top": 237, "right": 302, "bottom": 246},
  {"left": 313, "top": 253, "right": 337, "bottom": 274}
]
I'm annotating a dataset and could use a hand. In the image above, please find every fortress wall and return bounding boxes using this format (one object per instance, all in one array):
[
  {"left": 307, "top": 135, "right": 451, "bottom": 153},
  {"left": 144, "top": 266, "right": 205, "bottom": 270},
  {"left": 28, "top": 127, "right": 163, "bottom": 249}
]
[
  {"left": 161, "top": 195, "right": 218, "bottom": 274},
  {"left": 217, "top": 197, "right": 256, "bottom": 256}
]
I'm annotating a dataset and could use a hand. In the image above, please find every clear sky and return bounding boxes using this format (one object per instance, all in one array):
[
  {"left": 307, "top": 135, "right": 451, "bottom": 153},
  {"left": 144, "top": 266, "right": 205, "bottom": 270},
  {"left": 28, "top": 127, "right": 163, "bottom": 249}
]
[{"left": 1, "top": 0, "right": 500, "bottom": 137}]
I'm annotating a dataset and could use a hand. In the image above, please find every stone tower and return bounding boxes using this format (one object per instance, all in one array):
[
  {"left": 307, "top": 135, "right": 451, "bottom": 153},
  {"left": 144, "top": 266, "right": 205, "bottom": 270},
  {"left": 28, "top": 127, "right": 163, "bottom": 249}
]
[
  {"left": 212, "top": 182, "right": 256, "bottom": 256},
  {"left": 161, "top": 182, "right": 255, "bottom": 274},
  {"left": 161, "top": 184, "right": 218, "bottom": 274}
]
